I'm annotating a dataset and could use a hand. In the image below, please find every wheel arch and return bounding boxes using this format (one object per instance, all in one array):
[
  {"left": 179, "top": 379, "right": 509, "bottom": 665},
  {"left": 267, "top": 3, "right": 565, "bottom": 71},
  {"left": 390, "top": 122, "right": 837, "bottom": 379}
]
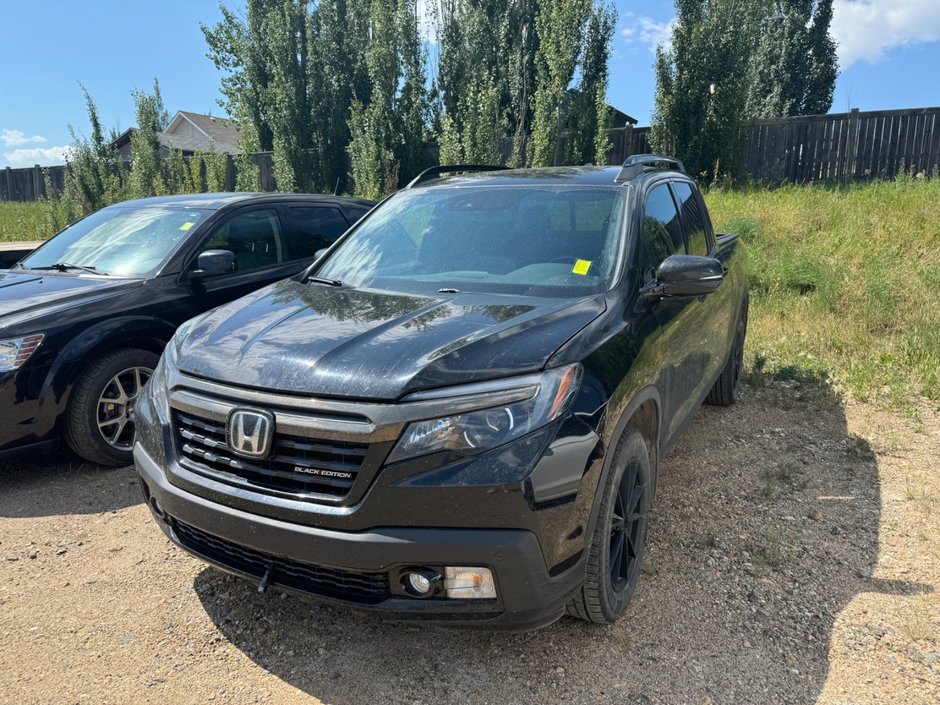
[
  {"left": 585, "top": 385, "right": 662, "bottom": 540},
  {"left": 40, "top": 316, "right": 175, "bottom": 413}
]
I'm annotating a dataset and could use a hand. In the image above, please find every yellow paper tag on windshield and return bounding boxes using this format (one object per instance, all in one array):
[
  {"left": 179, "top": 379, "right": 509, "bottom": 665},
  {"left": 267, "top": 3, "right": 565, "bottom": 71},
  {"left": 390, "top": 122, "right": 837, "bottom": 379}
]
[
  {"left": 572, "top": 259, "right": 592, "bottom": 275},
  {"left": 180, "top": 222, "right": 194, "bottom": 231}
]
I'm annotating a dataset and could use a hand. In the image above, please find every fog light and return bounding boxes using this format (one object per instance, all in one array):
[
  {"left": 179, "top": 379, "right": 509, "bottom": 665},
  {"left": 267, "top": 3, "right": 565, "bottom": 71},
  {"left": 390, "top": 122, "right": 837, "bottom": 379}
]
[
  {"left": 407, "top": 572, "right": 432, "bottom": 595},
  {"left": 444, "top": 567, "right": 497, "bottom": 599}
]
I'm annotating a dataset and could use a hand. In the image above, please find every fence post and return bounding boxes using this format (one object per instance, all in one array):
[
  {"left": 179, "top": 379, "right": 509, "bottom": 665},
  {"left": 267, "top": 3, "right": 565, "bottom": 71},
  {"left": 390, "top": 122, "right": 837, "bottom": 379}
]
[
  {"left": 843, "top": 108, "right": 860, "bottom": 182},
  {"left": 33, "top": 164, "right": 43, "bottom": 200},
  {"left": 2, "top": 167, "right": 10, "bottom": 202}
]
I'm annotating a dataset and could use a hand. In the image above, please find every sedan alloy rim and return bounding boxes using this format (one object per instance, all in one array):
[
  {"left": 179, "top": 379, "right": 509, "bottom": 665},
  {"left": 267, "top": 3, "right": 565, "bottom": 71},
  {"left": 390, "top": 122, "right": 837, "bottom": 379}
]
[{"left": 97, "top": 366, "right": 153, "bottom": 450}]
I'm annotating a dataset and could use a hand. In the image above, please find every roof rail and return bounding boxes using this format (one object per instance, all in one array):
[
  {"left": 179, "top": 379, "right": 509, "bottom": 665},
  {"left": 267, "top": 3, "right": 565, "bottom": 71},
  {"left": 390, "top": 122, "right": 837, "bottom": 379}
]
[
  {"left": 406, "top": 164, "right": 508, "bottom": 189},
  {"left": 614, "top": 154, "right": 686, "bottom": 182}
]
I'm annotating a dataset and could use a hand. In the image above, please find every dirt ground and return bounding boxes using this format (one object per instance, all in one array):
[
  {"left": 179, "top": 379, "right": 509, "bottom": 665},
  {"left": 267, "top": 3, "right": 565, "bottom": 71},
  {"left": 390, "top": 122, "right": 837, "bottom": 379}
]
[{"left": 1, "top": 382, "right": 937, "bottom": 705}]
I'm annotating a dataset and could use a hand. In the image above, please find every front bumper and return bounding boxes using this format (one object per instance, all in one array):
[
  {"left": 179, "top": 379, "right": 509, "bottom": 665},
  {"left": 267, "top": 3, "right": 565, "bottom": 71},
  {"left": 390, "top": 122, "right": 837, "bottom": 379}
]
[
  {"left": 135, "top": 442, "right": 585, "bottom": 630},
  {"left": 0, "top": 366, "right": 61, "bottom": 459}
]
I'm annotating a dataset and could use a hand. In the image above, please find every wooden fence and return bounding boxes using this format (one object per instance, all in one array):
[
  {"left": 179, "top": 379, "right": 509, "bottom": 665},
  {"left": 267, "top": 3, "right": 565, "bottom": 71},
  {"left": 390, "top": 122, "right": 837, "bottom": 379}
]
[
  {"left": 742, "top": 107, "right": 940, "bottom": 183},
  {"left": 3, "top": 106, "right": 937, "bottom": 201}
]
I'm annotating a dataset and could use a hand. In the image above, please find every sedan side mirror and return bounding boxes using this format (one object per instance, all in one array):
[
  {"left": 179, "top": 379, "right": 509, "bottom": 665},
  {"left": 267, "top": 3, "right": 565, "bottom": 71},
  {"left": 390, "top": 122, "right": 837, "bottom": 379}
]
[
  {"left": 191, "top": 249, "right": 236, "bottom": 278},
  {"left": 640, "top": 255, "right": 725, "bottom": 298}
]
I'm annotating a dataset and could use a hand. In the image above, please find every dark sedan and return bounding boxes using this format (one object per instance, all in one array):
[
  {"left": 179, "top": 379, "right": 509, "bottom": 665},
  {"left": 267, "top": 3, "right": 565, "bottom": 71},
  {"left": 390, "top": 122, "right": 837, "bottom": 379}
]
[{"left": 0, "top": 192, "right": 373, "bottom": 466}]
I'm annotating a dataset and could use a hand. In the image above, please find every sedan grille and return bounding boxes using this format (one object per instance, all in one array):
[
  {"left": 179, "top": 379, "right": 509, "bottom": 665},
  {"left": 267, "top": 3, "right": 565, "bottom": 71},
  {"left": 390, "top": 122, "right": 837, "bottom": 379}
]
[
  {"left": 174, "top": 411, "right": 368, "bottom": 499},
  {"left": 173, "top": 520, "right": 390, "bottom": 604}
]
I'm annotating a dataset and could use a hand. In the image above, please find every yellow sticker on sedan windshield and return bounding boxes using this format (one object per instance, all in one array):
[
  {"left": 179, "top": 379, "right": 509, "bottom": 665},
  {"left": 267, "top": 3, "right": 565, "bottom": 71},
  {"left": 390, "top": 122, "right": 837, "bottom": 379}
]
[
  {"left": 572, "top": 259, "right": 592, "bottom": 275},
  {"left": 180, "top": 222, "right": 195, "bottom": 231}
]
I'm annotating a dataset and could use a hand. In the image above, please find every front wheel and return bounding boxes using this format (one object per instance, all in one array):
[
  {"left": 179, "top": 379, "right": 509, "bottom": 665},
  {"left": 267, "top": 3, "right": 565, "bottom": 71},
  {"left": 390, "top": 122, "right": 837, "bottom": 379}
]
[
  {"left": 65, "top": 348, "right": 159, "bottom": 467},
  {"left": 567, "top": 428, "right": 651, "bottom": 624}
]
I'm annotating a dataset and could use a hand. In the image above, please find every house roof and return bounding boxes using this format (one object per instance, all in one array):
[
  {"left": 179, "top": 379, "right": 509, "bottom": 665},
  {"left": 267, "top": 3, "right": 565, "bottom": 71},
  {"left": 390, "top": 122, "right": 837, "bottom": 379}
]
[
  {"left": 610, "top": 108, "right": 638, "bottom": 126},
  {"left": 160, "top": 111, "right": 243, "bottom": 154}
]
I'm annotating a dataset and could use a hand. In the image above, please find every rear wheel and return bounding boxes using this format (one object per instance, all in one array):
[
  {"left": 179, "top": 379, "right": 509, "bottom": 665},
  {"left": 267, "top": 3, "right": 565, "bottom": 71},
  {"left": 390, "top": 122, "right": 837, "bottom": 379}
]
[
  {"left": 65, "top": 348, "right": 158, "bottom": 467},
  {"left": 706, "top": 297, "right": 748, "bottom": 407},
  {"left": 567, "top": 428, "right": 651, "bottom": 624}
]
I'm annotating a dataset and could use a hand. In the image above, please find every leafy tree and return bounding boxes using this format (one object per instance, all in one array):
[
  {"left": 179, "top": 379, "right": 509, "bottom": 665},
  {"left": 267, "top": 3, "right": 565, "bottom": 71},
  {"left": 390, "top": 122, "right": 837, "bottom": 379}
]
[
  {"left": 204, "top": 1, "right": 314, "bottom": 192},
  {"left": 204, "top": 149, "right": 229, "bottom": 191},
  {"left": 396, "top": 0, "right": 429, "bottom": 182},
  {"left": 308, "top": 0, "right": 371, "bottom": 192},
  {"left": 60, "top": 86, "right": 125, "bottom": 216},
  {"left": 529, "top": 0, "right": 592, "bottom": 166},
  {"left": 746, "top": 0, "right": 837, "bottom": 118},
  {"left": 129, "top": 79, "right": 170, "bottom": 198},
  {"left": 165, "top": 148, "right": 192, "bottom": 194},
  {"left": 652, "top": 0, "right": 762, "bottom": 179},
  {"left": 569, "top": 3, "right": 616, "bottom": 165},
  {"left": 203, "top": 3, "right": 275, "bottom": 151},
  {"left": 348, "top": 0, "right": 399, "bottom": 199},
  {"left": 803, "top": 0, "right": 837, "bottom": 115},
  {"left": 235, "top": 152, "right": 261, "bottom": 191}
]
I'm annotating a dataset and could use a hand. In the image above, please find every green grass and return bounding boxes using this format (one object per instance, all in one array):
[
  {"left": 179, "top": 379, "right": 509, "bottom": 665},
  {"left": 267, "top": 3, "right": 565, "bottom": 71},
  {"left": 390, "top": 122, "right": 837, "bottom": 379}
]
[
  {"left": 706, "top": 177, "right": 940, "bottom": 406},
  {"left": 3, "top": 178, "right": 938, "bottom": 405},
  {"left": 0, "top": 200, "right": 58, "bottom": 242}
]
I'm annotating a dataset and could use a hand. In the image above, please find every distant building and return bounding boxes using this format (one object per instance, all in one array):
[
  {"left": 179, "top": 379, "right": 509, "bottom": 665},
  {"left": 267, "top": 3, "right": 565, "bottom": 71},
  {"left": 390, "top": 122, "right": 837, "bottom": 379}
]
[
  {"left": 112, "top": 111, "right": 243, "bottom": 161},
  {"left": 161, "top": 111, "right": 242, "bottom": 154}
]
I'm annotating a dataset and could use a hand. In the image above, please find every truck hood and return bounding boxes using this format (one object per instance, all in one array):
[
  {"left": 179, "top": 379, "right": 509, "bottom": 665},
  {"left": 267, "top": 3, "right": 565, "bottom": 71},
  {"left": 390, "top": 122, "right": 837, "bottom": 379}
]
[
  {"left": 0, "top": 269, "right": 140, "bottom": 329},
  {"left": 176, "top": 279, "right": 606, "bottom": 400}
]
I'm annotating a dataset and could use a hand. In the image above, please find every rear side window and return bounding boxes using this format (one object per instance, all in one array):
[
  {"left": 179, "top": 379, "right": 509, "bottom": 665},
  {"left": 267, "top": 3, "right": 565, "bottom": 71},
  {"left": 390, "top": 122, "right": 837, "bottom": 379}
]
[
  {"left": 199, "top": 208, "right": 286, "bottom": 271},
  {"left": 672, "top": 181, "right": 711, "bottom": 256},
  {"left": 640, "top": 184, "right": 685, "bottom": 279},
  {"left": 284, "top": 206, "right": 351, "bottom": 259}
]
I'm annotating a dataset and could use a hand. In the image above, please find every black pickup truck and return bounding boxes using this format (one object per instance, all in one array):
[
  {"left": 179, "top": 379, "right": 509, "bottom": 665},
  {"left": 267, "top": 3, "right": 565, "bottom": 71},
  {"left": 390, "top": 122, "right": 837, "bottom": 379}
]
[{"left": 134, "top": 157, "right": 748, "bottom": 630}]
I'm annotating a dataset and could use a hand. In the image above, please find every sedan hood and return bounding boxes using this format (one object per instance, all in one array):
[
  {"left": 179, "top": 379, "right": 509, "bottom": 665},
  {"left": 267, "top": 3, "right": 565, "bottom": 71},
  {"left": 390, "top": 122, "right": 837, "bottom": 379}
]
[
  {"left": 176, "top": 279, "right": 606, "bottom": 400},
  {"left": 0, "top": 269, "right": 140, "bottom": 329}
]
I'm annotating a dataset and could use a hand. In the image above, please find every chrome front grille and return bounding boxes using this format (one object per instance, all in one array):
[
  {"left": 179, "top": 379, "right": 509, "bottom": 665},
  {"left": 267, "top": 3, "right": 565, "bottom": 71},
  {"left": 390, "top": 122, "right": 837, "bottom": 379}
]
[{"left": 175, "top": 411, "right": 369, "bottom": 499}]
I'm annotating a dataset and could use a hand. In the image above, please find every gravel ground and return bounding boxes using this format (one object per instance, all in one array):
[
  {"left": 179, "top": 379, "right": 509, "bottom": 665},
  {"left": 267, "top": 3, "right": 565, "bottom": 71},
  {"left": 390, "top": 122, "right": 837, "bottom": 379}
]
[{"left": 1, "top": 383, "right": 937, "bottom": 705}]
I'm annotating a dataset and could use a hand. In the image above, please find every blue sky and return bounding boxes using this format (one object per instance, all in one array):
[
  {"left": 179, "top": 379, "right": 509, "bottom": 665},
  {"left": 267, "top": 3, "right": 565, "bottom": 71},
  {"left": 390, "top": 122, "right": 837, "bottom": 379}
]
[{"left": 2, "top": 0, "right": 939, "bottom": 168}]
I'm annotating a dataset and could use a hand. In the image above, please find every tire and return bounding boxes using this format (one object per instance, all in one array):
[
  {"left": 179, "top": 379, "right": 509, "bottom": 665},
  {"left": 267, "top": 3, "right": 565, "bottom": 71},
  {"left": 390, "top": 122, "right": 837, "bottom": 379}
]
[
  {"left": 567, "top": 427, "right": 652, "bottom": 624},
  {"left": 64, "top": 348, "right": 159, "bottom": 467},
  {"left": 705, "top": 296, "right": 749, "bottom": 407}
]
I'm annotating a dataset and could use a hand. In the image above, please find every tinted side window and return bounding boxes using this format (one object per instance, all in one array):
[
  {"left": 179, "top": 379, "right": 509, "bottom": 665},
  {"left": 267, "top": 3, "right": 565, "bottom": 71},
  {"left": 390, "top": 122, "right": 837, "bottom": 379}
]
[
  {"left": 640, "top": 184, "right": 685, "bottom": 279},
  {"left": 200, "top": 208, "right": 285, "bottom": 271},
  {"left": 673, "top": 182, "right": 711, "bottom": 256},
  {"left": 284, "top": 206, "right": 350, "bottom": 259}
]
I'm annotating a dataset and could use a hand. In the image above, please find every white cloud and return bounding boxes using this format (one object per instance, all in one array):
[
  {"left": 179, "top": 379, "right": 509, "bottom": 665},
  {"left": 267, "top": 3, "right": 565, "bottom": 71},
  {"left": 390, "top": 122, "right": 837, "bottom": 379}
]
[
  {"left": 832, "top": 0, "right": 940, "bottom": 68},
  {"left": 3, "top": 145, "right": 70, "bottom": 167},
  {"left": 1, "top": 129, "right": 47, "bottom": 147},
  {"left": 621, "top": 14, "right": 674, "bottom": 52}
]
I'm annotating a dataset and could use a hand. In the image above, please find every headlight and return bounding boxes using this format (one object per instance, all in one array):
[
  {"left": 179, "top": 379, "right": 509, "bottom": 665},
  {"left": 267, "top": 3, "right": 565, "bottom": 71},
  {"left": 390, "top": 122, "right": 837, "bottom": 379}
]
[
  {"left": 388, "top": 364, "right": 582, "bottom": 463},
  {"left": 146, "top": 349, "right": 172, "bottom": 423},
  {"left": 0, "top": 334, "right": 44, "bottom": 373}
]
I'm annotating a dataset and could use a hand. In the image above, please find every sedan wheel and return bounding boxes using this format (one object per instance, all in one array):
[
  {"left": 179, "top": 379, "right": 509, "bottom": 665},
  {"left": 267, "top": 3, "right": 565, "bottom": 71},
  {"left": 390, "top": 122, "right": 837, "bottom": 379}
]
[
  {"left": 65, "top": 348, "right": 160, "bottom": 467},
  {"left": 97, "top": 366, "right": 152, "bottom": 450}
]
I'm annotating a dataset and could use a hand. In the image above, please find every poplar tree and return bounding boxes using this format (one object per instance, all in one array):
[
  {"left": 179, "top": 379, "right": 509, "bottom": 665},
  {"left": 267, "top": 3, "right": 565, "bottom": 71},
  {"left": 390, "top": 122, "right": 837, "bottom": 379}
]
[
  {"left": 529, "top": 0, "right": 592, "bottom": 166},
  {"left": 129, "top": 80, "right": 170, "bottom": 198},
  {"left": 651, "top": 0, "right": 761, "bottom": 179},
  {"left": 746, "top": 0, "right": 837, "bottom": 118}
]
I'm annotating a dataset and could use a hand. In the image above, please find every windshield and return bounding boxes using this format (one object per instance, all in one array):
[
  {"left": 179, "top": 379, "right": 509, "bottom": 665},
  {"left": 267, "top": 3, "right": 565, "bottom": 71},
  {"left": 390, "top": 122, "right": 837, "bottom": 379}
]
[
  {"left": 315, "top": 186, "right": 626, "bottom": 297},
  {"left": 21, "top": 206, "right": 209, "bottom": 277}
]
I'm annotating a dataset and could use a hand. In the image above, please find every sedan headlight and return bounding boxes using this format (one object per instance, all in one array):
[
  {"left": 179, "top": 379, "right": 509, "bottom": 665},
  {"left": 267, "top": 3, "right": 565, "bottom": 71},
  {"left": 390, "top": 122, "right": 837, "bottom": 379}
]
[
  {"left": 0, "top": 334, "right": 44, "bottom": 373},
  {"left": 388, "top": 364, "right": 582, "bottom": 463}
]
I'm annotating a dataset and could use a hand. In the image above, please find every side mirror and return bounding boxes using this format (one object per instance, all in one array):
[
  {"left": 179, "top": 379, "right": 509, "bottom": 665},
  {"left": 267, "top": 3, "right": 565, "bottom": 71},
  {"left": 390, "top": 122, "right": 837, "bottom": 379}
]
[
  {"left": 314, "top": 248, "right": 329, "bottom": 261},
  {"left": 640, "top": 254, "right": 724, "bottom": 298},
  {"left": 191, "top": 249, "right": 236, "bottom": 278}
]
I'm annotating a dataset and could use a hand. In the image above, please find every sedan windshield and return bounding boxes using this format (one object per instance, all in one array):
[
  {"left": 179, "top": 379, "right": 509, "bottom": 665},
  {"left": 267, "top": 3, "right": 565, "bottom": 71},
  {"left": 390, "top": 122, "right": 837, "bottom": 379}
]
[
  {"left": 21, "top": 206, "right": 209, "bottom": 277},
  {"left": 315, "top": 186, "right": 626, "bottom": 297}
]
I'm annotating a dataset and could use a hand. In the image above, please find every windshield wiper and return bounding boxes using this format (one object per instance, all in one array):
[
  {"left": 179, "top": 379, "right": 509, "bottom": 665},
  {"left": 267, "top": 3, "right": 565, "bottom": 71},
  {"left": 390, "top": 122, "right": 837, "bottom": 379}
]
[
  {"left": 29, "top": 262, "right": 108, "bottom": 276},
  {"left": 306, "top": 275, "right": 343, "bottom": 287}
]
